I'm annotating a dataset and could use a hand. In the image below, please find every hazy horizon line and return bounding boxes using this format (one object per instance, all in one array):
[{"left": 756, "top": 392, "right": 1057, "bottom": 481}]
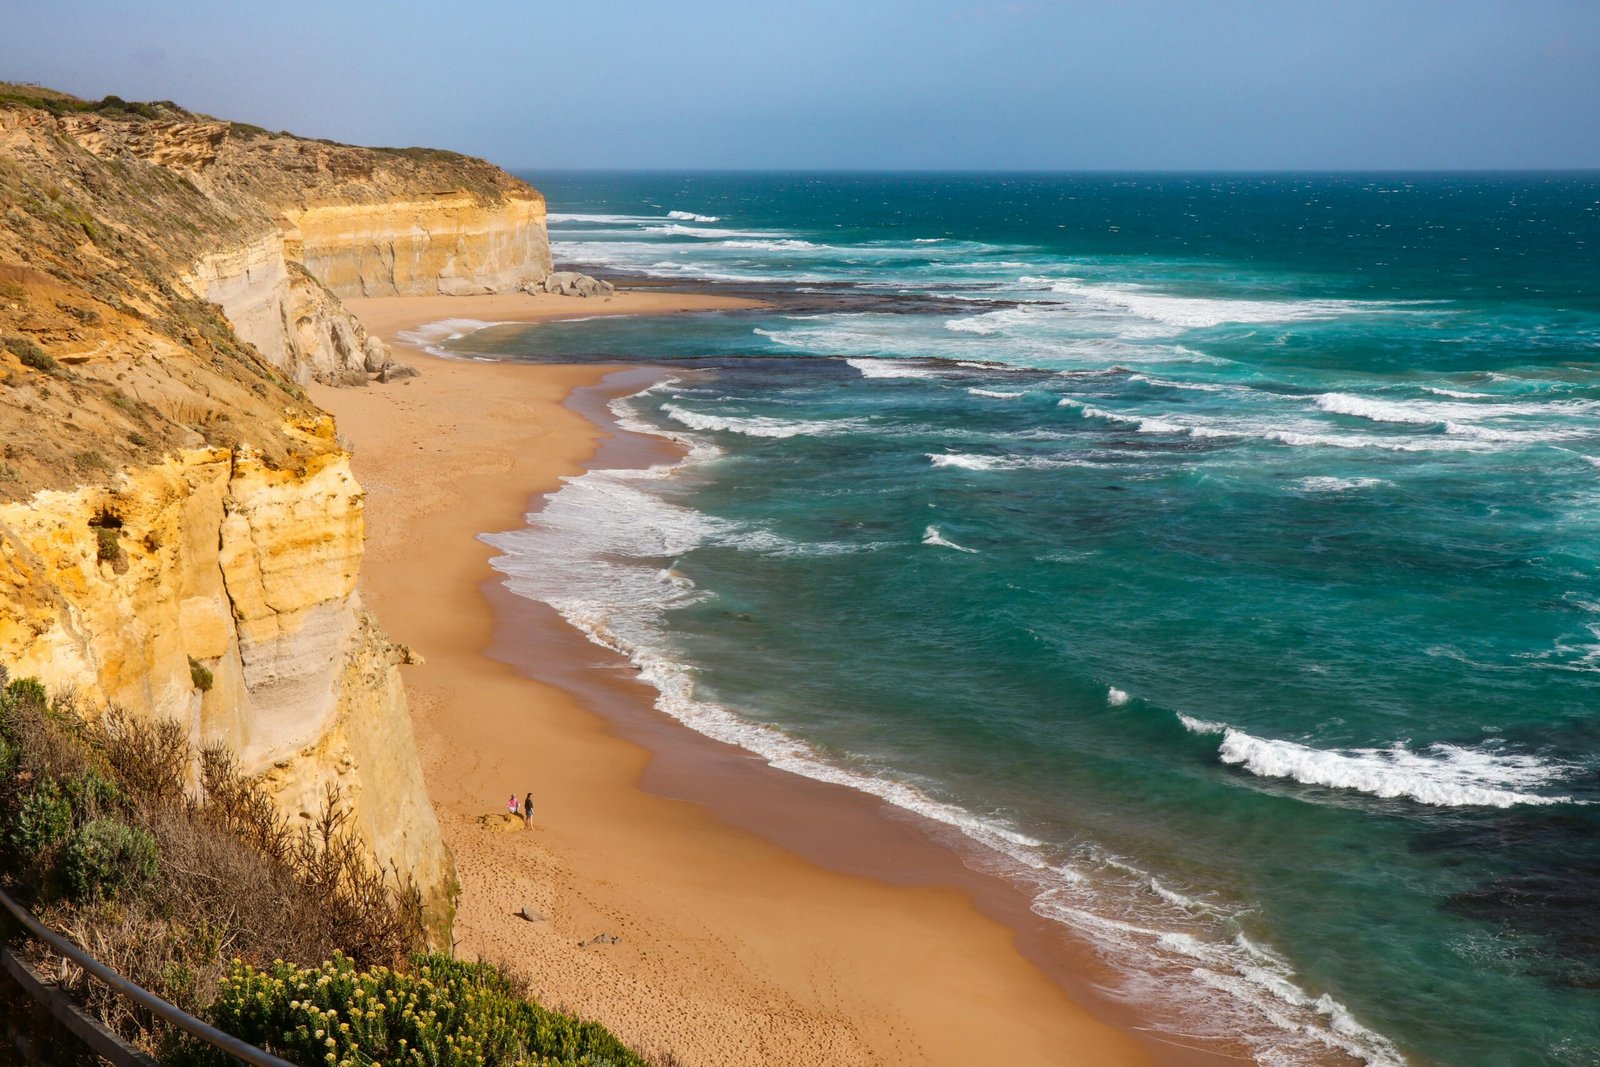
[{"left": 511, "top": 165, "right": 1600, "bottom": 177}]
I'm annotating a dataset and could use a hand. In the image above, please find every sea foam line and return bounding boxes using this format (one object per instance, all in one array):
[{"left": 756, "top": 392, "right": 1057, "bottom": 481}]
[
  {"left": 1023, "top": 277, "right": 1426, "bottom": 333},
  {"left": 394, "top": 318, "right": 510, "bottom": 359},
  {"left": 845, "top": 357, "right": 947, "bottom": 379},
  {"left": 661, "top": 402, "right": 868, "bottom": 439},
  {"left": 921, "top": 525, "right": 978, "bottom": 553},
  {"left": 1180, "top": 717, "right": 1583, "bottom": 808},
  {"left": 927, "top": 452, "right": 1090, "bottom": 472},
  {"left": 485, "top": 383, "right": 1408, "bottom": 1066}
]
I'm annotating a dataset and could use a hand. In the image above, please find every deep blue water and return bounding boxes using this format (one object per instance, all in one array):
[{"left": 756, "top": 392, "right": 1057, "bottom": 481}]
[{"left": 454, "top": 173, "right": 1600, "bottom": 1066}]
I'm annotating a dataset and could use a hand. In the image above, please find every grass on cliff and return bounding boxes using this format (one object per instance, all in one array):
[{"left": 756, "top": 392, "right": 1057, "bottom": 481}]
[
  {"left": 0, "top": 670, "right": 424, "bottom": 1052},
  {"left": 0, "top": 671, "right": 658, "bottom": 1066},
  {"left": 0, "top": 83, "right": 191, "bottom": 121}
]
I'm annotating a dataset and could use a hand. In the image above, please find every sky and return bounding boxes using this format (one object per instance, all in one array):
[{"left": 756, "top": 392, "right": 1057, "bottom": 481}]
[{"left": 4, "top": 0, "right": 1598, "bottom": 171}]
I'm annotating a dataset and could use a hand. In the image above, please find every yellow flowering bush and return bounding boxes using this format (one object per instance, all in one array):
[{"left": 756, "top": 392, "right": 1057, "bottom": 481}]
[{"left": 194, "top": 953, "right": 649, "bottom": 1067}]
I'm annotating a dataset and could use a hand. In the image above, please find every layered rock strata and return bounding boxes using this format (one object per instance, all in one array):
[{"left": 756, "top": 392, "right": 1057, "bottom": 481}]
[
  {"left": 0, "top": 433, "right": 453, "bottom": 931},
  {"left": 0, "top": 85, "right": 552, "bottom": 939}
]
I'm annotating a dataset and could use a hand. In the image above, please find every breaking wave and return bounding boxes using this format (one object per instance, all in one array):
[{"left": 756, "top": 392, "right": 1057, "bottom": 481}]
[
  {"left": 922, "top": 525, "right": 978, "bottom": 553},
  {"left": 1181, "top": 718, "right": 1585, "bottom": 808},
  {"left": 845, "top": 358, "right": 947, "bottom": 379},
  {"left": 662, "top": 402, "right": 866, "bottom": 439},
  {"left": 926, "top": 452, "right": 1087, "bottom": 472}
]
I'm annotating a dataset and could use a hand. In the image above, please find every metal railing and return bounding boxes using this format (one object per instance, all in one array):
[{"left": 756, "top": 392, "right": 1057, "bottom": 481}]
[{"left": 0, "top": 885, "right": 296, "bottom": 1067}]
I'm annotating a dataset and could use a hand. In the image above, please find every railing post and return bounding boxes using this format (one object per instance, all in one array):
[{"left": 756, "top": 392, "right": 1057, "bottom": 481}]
[{"left": 0, "top": 886, "right": 298, "bottom": 1067}]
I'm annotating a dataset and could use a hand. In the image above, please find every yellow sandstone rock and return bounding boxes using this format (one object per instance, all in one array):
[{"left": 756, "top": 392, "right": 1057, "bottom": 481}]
[
  {"left": 0, "top": 442, "right": 456, "bottom": 938},
  {"left": 0, "top": 86, "right": 565, "bottom": 942}
]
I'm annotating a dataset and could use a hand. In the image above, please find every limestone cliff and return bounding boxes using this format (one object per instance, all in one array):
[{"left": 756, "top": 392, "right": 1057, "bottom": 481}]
[
  {"left": 2, "top": 87, "right": 549, "bottom": 389},
  {"left": 0, "top": 436, "right": 452, "bottom": 934},
  {"left": 79, "top": 110, "right": 552, "bottom": 301},
  {"left": 0, "top": 84, "right": 545, "bottom": 940}
]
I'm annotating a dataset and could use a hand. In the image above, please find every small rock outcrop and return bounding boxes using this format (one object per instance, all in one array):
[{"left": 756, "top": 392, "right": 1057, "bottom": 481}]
[
  {"left": 375, "top": 360, "right": 419, "bottom": 383},
  {"left": 538, "top": 271, "right": 616, "bottom": 299}
]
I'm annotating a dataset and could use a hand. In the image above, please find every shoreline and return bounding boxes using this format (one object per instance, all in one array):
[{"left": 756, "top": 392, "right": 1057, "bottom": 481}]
[{"left": 317, "top": 291, "right": 1176, "bottom": 1065}]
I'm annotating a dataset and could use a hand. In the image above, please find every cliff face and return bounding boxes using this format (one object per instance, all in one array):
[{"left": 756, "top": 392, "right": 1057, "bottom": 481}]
[
  {"left": 2, "top": 99, "right": 550, "bottom": 389},
  {"left": 0, "top": 435, "right": 453, "bottom": 929},
  {"left": 0, "top": 86, "right": 544, "bottom": 939},
  {"left": 77, "top": 113, "right": 553, "bottom": 303},
  {"left": 284, "top": 194, "right": 550, "bottom": 297}
]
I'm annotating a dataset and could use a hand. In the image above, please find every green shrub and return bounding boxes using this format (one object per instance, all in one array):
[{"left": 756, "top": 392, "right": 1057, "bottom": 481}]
[
  {"left": 201, "top": 953, "right": 650, "bottom": 1067},
  {"left": 61, "top": 818, "right": 157, "bottom": 900},
  {"left": 96, "top": 526, "right": 121, "bottom": 561},
  {"left": 3, "top": 334, "right": 57, "bottom": 373},
  {"left": 64, "top": 766, "right": 122, "bottom": 818},
  {"left": 0, "top": 674, "right": 433, "bottom": 1051},
  {"left": 4, "top": 675, "right": 49, "bottom": 712},
  {"left": 12, "top": 777, "right": 73, "bottom": 853},
  {"left": 189, "top": 656, "right": 214, "bottom": 693}
]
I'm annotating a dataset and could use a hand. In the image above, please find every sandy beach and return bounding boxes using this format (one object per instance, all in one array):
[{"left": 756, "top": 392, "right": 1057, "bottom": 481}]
[{"left": 313, "top": 290, "right": 1163, "bottom": 1066}]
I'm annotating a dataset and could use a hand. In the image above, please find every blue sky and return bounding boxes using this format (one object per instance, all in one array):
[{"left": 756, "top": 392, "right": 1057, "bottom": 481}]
[{"left": 5, "top": 0, "right": 1597, "bottom": 170}]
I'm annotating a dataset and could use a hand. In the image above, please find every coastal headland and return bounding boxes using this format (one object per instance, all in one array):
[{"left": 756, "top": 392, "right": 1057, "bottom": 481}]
[{"left": 317, "top": 291, "right": 1167, "bottom": 1065}]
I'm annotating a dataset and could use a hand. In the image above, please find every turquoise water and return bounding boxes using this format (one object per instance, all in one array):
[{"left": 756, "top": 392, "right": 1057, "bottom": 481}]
[{"left": 458, "top": 174, "right": 1600, "bottom": 1065}]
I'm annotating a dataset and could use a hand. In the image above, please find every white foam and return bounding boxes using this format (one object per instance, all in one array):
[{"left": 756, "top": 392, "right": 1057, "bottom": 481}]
[
  {"left": 1056, "top": 394, "right": 1531, "bottom": 453},
  {"left": 846, "top": 357, "right": 945, "bottom": 380},
  {"left": 661, "top": 402, "right": 866, "bottom": 439},
  {"left": 1058, "top": 399, "right": 1188, "bottom": 436},
  {"left": 1293, "top": 476, "right": 1388, "bottom": 493},
  {"left": 1264, "top": 429, "right": 1488, "bottom": 453},
  {"left": 943, "top": 307, "right": 1036, "bottom": 335},
  {"left": 1030, "top": 277, "right": 1409, "bottom": 332},
  {"left": 490, "top": 384, "right": 1407, "bottom": 1066},
  {"left": 1032, "top": 893, "right": 1404, "bottom": 1067},
  {"left": 395, "top": 318, "right": 508, "bottom": 358},
  {"left": 1107, "top": 687, "right": 1130, "bottom": 706},
  {"left": 926, "top": 452, "right": 1084, "bottom": 472},
  {"left": 719, "top": 238, "right": 821, "bottom": 252},
  {"left": 1177, "top": 713, "right": 1227, "bottom": 734},
  {"left": 1126, "top": 373, "right": 1230, "bottom": 393},
  {"left": 1314, "top": 392, "right": 1590, "bottom": 443},
  {"left": 643, "top": 223, "right": 766, "bottom": 239},
  {"left": 967, "top": 388, "right": 1028, "bottom": 400},
  {"left": 1315, "top": 393, "right": 1440, "bottom": 426},
  {"left": 922, "top": 525, "right": 977, "bottom": 553},
  {"left": 667, "top": 209, "right": 722, "bottom": 222},
  {"left": 1180, "top": 718, "right": 1583, "bottom": 807}
]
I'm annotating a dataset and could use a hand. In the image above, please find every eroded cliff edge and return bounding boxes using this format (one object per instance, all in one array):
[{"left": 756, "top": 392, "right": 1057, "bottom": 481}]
[{"left": 0, "top": 85, "right": 553, "bottom": 939}]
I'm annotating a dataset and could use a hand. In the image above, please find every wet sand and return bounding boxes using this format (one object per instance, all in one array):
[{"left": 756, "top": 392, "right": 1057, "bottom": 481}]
[{"left": 315, "top": 291, "right": 1168, "bottom": 1065}]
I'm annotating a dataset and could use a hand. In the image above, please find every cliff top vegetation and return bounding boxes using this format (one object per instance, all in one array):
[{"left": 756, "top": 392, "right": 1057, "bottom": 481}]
[{"left": 0, "top": 670, "right": 653, "bottom": 1066}]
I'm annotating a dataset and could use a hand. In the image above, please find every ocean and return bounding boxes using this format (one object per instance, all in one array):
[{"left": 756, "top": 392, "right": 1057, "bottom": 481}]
[{"left": 431, "top": 173, "right": 1599, "bottom": 1065}]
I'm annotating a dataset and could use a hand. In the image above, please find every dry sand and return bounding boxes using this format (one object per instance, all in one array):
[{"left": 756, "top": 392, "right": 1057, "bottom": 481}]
[{"left": 314, "top": 291, "right": 1161, "bottom": 1066}]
